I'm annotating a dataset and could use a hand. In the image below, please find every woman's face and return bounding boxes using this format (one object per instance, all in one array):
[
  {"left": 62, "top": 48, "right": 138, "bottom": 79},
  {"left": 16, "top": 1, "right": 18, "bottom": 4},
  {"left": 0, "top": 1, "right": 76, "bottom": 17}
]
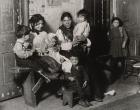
[
  {"left": 34, "top": 20, "right": 43, "bottom": 31},
  {"left": 112, "top": 20, "right": 119, "bottom": 27},
  {"left": 62, "top": 17, "right": 72, "bottom": 28}
]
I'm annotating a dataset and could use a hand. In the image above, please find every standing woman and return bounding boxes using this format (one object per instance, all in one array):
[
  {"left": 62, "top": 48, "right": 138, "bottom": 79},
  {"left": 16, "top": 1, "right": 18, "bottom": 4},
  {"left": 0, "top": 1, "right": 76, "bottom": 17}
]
[
  {"left": 56, "top": 12, "right": 74, "bottom": 58},
  {"left": 108, "top": 17, "right": 129, "bottom": 72}
]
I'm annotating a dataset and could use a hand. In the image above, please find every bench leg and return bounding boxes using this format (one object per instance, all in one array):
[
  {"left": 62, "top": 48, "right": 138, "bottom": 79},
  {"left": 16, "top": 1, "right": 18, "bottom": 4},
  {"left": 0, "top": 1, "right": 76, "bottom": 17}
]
[
  {"left": 23, "top": 72, "right": 37, "bottom": 107},
  {"left": 63, "top": 90, "right": 74, "bottom": 108}
]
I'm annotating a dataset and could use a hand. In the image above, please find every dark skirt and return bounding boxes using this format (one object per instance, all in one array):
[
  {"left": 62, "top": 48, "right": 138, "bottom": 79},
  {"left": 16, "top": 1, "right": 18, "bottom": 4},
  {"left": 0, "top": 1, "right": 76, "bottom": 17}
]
[
  {"left": 110, "top": 38, "right": 127, "bottom": 57},
  {"left": 16, "top": 54, "right": 61, "bottom": 73},
  {"left": 15, "top": 54, "right": 42, "bottom": 71}
]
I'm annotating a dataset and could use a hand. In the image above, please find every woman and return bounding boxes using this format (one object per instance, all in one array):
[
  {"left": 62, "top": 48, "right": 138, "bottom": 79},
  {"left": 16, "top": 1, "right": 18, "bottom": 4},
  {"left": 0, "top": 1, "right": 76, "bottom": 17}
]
[{"left": 56, "top": 12, "right": 74, "bottom": 58}]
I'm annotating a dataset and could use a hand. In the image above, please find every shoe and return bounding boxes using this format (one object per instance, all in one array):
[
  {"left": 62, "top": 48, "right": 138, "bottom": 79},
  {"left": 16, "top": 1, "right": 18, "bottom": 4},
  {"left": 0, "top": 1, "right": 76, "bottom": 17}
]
[
  {"left": 104, "top": 90, "right": 116, "bottom": 96},
  {"left": 78, "top": 100, "right": 89, "bottom": 107}
]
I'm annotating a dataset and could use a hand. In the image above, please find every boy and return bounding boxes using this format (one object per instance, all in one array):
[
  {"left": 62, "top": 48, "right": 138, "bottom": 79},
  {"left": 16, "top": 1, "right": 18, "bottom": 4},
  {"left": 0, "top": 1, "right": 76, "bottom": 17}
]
[
  {"left": 63, "top": 51, "right": 92, "bottom": 107},
  {"left": 73, "top": 9, "right": 91, "bottom": 54}
]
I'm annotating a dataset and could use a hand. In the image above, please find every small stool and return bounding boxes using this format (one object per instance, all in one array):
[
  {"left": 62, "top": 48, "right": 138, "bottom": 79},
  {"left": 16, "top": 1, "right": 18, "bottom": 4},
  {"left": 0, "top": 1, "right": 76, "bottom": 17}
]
[
  {"left": 133, "top": 62, "right": 140, "bottom": 83},
  {"left": 63, "top": 90, "right": 74, "bottom": 108}
]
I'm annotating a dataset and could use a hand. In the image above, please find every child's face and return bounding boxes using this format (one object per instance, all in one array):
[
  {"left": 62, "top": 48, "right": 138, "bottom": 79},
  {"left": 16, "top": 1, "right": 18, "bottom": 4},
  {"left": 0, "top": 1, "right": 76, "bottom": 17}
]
[
  {"left": 24, "top": 35, "right": 29, "bottom": 41},
  {"left": 34, "top": 20, "right": 43, "bottom": 31},
  {"left": 70, "top": 56, "right": 79, "bottom": 66},
  {"left": 77, "top": 15, "right": 85, "bottom": 23},
  {"left": 50, "top": 37, "right": 57, "bottom": 46},
  {"left": 112, "top": 20, "right": 119, "bottom": 27}
]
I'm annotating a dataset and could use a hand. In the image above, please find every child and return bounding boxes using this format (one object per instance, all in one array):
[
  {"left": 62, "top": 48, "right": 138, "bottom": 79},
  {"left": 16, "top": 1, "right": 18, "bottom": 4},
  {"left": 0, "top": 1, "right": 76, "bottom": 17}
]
[
  {"left": 13, "top": 25, "right": 51, "bottom": 82},
  {"left": 46, "top": 33, "right": 72, "bottom": 73},
  {"left": 73, "top": 9, "right": 91, "bottom": 54},
  {"left": 108, "top": 17, "right": 128, "bottom": 73},
  {"left": 63, "top": 51, "right": 92, "bottom": 107}
]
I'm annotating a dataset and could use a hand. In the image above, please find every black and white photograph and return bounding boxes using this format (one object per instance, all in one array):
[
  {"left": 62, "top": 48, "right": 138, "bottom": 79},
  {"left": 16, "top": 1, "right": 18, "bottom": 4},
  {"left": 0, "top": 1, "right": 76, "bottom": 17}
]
[{"left": 0, "top": 0, "right": 140, "bottom": 110}]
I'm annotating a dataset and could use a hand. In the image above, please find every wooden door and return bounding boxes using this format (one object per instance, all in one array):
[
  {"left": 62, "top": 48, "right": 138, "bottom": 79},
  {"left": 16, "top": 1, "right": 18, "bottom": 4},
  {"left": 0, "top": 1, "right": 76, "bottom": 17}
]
[
  {"left": 84, "top": 0, "right": 111, "bottom": 56},
  {"left": 0, "top": 0, "right": 22, "bottom": 101},
  {"left": 116, "top": 0, "right": 140, "bottom": 56}
]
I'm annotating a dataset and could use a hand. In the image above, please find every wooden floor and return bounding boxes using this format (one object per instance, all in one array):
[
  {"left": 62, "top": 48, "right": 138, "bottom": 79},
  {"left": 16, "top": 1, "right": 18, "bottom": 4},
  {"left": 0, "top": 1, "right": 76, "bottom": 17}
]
[{"left": 0, "top": 76, "right": 139, "bottom": 110}]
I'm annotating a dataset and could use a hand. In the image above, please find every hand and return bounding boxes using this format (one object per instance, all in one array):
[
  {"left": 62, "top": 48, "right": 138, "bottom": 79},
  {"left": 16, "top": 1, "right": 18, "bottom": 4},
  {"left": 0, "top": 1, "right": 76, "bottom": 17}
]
[
  {"left": 68, "top": 77, "right": 75, "bottom": 82},
  {"left": 23, "top": 42, "right": 30, "bottom": 48},
  {"left": 36, "top": 48, "right": 42, "bottom": 53},
  {"left": 60, "top": 57, "right": 65, "bottom": 63},
  {"left": 122, "top": 42, "right": 126, "bottom": 48},
  {"left": 82, "top": 81, "right": 87, "bottom": 88},
  {"left": 72, "top": 41, "right": 79, "bottom": 47}
]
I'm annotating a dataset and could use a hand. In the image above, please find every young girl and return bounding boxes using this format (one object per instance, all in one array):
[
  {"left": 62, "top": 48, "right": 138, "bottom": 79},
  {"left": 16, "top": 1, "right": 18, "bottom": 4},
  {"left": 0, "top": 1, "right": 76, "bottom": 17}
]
[
  {"left": 108, "top": 17, "right": 128, "bottom": 68},
  {"left": 29, "top": 14, "right": 63, "bottom": 74},
  {"left": 29, "top": 14, "right": 50, "bottom": 55},
  {"left": 73, "top": 9, "right": 91, "bottom": 54},
  {"left": 108, "top": 17, "right": 129, "bottom": 78}
]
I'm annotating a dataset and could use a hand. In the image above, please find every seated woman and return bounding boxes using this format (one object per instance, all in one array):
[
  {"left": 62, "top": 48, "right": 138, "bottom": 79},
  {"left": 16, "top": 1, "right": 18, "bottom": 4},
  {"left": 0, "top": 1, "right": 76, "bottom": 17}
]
[
  {"left": 29, "top": 14, "right": 62, "bottom": 74},
  {"left": 56, "top": 12, "right": 74, "bottom": 58}
]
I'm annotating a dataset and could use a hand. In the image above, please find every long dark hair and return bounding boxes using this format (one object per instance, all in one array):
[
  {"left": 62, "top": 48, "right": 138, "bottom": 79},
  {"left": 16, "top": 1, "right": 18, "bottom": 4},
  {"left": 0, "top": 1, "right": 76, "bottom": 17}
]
[{"left": 29, "top": 14, "right": 47, "bottom": 34}]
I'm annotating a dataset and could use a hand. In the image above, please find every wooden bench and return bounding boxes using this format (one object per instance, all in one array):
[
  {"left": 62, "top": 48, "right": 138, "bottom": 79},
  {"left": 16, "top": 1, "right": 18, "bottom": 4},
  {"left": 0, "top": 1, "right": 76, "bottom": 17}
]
[{"left": 12, "top": 67, "right": 47, "bottom": 107}]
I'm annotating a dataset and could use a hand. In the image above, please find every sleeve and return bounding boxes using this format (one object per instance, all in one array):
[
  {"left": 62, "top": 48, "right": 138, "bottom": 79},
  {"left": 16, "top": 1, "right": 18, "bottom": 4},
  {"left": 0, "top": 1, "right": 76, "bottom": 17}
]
[
  {"left": 73, "top": 23, "right": 85, "bottom": 37},
  {"left": 56, "top": 29, "right": 65, "bottom": 42},
  {"left": 13, "top": 42, "right": 33, "bottom": 59},
  {"left": 122, "top": 27, "right": 128, "bottom": 43},
  {"left": 83, "top": 23, "right": 90, "bottom": 38}
]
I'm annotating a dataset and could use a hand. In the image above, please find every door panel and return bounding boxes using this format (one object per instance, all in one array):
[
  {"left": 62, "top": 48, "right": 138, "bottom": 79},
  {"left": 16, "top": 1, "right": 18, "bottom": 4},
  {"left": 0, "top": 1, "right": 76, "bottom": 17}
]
[
  {"left": 0, "top": 55, "right": 3, "bottom": 84},
  {"left": 0, "top": 0, "right": 22, "bottom": 101},
  {"left": 117, "top": 0, "right": 140, "bottom": 56},
  {"left": 4, "top": 53, "right": 16, "bottom": 83}
]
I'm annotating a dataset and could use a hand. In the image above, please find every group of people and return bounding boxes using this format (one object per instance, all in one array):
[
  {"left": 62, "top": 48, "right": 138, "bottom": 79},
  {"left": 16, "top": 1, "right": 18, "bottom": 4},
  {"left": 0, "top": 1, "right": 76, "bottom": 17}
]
[
  {"left": 13, "top": 9, "right": 93, "bottom": 107},
  {"left": 13, "top": 7, "right": 129, "bottom": 107}
]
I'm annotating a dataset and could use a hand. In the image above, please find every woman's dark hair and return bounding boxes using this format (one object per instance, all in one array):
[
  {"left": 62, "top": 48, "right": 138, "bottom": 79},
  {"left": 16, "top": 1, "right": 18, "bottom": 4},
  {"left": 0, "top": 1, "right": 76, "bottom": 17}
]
[
  {"left": 29, "top": 14, "right": 47, "bottom": 33},
  {"left": 111, "top": 17, "right": 123, "bottom": 26},
  {"left": 16, "top": 25, "right": 30, "bottom": 38},
  {"left": 77, "top": 9, "right": 89, "bottom": 21},
  {"left": 61, "top": 12, "right": 73, "bottom": 21}
]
